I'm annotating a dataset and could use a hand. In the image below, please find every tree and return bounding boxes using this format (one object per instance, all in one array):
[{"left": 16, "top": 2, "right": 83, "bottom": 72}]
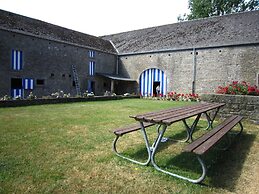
[{"left": 178, "top": 0, "right": 259, "bottom": 21}]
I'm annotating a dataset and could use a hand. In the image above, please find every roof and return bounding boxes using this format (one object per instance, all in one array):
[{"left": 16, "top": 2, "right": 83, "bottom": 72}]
[
  {"left": 102, "top": 11, "right": 259, "bottom": 54},
  {"left": 0, "top": 9, "right": 117, "bottom": 54},
  {"left": 96, "top": 73, "right": 136, "bottom": 81}
]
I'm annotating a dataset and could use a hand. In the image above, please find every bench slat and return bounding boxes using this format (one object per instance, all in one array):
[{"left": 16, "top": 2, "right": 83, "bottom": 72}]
[
  {"left": 184, "top": 115, "right": 238, "bottom": 152},
  {"left": 114, "top": 122, "right": 155, "bottom": 136},
  {"left": 193, "top": 115, "right": 242, "bottom": 155},
  {"left": 184, "top": 115, "right": 242, "bottom": 154},
  {"left": 130, "top": 103, "right": 203, "bottom": 121}
]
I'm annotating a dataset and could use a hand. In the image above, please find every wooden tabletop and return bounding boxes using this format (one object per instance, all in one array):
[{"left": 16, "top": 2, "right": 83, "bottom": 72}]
[{"left": 130, "top": 102, "right": 225, "bottom": 126}]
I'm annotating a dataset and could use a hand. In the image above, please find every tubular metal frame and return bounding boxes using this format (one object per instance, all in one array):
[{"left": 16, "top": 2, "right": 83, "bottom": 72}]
[
  {"left": 112, "top": 106, "right": 242, "bottom": 184},
  {"left": 204, "top": 107, "right": 221, "bottom": 130}
]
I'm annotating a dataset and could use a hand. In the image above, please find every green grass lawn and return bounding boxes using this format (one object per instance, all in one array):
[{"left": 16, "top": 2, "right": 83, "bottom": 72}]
[{"left": 0, "top": 99, "right": 258, "bottom": 193}]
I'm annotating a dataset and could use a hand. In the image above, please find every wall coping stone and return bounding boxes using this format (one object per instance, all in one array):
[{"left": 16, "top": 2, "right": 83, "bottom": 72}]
[{"left": 0, "top": 95, "right": 139, "bottom": 108}]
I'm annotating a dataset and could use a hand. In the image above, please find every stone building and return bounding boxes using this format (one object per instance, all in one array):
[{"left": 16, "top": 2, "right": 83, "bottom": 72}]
[
  {"left": 0, "top": 9, "right": 258, "bottom": 98},
  {"left": 0, "top": 9, "right": 122, "bottom": 98},
  {"left": 103, "top": 10, "right": 259, "bottom": 96}
]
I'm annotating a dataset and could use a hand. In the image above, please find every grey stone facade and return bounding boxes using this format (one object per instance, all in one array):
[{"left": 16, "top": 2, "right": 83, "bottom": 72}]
[
  {"left": 0, "top": 9, "right": 259, "bottom": 98},
  {"left": 0, "top": 9, "right": 118, "bottom": 97},
  {"left": 104, "top": 10, "right": 259, "bottom": 95},
  {"left": 201, "top": 93, "right": 259, "bottom": 124},
  {"left": 0, "top": 29, "right": 117, "bottom": 97},
  {"left": 118, "top": 45, "right": 259, "bottom": 94}
]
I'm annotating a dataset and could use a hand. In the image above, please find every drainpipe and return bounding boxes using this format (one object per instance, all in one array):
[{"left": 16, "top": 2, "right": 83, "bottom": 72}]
[
  {"left": 116, "top": 56, "right": 119, "bottom": 75},
  {"left": 192, "top": 48, "right": 197, "bottom": 95}
]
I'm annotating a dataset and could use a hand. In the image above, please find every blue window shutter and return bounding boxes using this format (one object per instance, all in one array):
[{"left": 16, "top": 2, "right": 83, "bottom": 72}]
[
  {"left": 23, "top": 78, "right": 34, "bottom": 90},
  {"left": 12, "top": 49, "right": 23, "bottom": 70}
]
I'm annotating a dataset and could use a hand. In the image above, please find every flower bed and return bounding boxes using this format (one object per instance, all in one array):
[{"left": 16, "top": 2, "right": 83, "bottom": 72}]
[
  {"left": 141, "top": 92, "right": 200, "bottom": 102},
  {"left": 216, "top": 81, "right": 259, "bottom": 96}
]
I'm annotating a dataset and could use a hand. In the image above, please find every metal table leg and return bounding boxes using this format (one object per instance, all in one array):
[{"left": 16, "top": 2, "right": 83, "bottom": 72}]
[
  {"left": 182, "top": 113, "right": 202, "bottom": 142},
  {"left": 204, "top": 107, "right": 220, "bottom": 130},
  {"left": 112, "top": 121, "right": 152, "bottom": 166},
  {"left": 150, "top": 124, "right": 207, "bottom": 184}
]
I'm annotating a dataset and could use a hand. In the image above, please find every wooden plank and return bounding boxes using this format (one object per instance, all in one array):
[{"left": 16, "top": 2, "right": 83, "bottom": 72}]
[
  {"left": 144, "top": 103, "right": 211, "bottom": 121},
  {"left": 134, "top": 103, "right": 222, "bottom": 124},
  {"left": 162, "top": 103, "right": 225, "bottom": 125},
  {"left": 193, "top": 116, "right": 243, "bottom": 155},
  {"left": 130, "top": 103, "right": 204, "bottom": 120},
  {"left": 184, "top": 115, "right": 239, "bottom": 152},
  {"left": 114, "top": 122, "right": 155, "bottom": 136}
]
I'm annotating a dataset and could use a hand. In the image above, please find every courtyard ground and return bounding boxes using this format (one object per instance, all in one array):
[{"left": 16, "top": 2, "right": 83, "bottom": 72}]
[{"left": 0, "top": 99, "right": 258, "bottom": 193}]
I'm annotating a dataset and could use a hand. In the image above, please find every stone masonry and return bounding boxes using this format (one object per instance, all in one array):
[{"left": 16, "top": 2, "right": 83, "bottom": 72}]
[{"left": 201, "top": 93, "right": 259, "bottom": 124}]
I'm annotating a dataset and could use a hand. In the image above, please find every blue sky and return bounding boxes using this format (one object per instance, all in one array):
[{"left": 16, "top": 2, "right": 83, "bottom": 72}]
[{"left": 0, "top": 0, "right": 190, "bottom": 36}]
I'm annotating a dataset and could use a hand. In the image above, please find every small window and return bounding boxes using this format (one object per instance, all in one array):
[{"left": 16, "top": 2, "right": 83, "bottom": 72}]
[
  {"left": 11, "top": 49, "right": 23, "bottom": 70},
  {"left": 72, "top": 81, "right": 75, "bottom": 87},
  {"left": 36, "top": 79, "right": 45, "bottom": 85},
  {"left": 257, "top": 73, "right": 259, "bottom": 87},
  {"left": 62, "top": 74, "right": 66, "bottom": 77},
  {"left": 69, "top": 74, "right": 72, "bottom": 78},
  {"left": 11, "top": 78, "right": 23, "bottom": 89},
  {"left": 88, "top": 50, "right": 95, "bottom": 58},
  {"left": 51, "top": 73, "right": 54, "bottom": 77}
]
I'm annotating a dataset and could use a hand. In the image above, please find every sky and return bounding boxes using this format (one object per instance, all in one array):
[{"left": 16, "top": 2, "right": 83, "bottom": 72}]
[{"left": 0, "top": 0, "right": 190, "bottom": 36}]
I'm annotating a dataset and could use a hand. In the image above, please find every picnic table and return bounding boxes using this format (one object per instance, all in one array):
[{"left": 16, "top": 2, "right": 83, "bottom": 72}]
[{"left": 113, "top": 102, "right": 243, "bottom": 183}]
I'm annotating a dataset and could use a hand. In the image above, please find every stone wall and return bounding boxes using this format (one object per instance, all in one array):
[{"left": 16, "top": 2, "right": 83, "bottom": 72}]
[
  {"left": 119, "top": 44, "right": 259, "bottom": 95},
  {"left": 0, "top": 29, "right": 117, "bottom": 97},
  {"left": 0, "top": 95, "right": 139, "bottom": 108},
  {"left": 201, "top": 93, "right": 259, "bottom": 124}
]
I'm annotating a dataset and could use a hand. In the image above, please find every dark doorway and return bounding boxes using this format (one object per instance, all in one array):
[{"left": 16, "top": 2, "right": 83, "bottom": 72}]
[
  {"left": 153, "top": 81, "right": 160, "bottom": 97},
  {"left": 91, "top": 81, "right": 95, "bottom": 94},
  {"left": 11, "top": 78, "right": 22, "bottom": 89},
  {"left": 88, "top": 80, "right": 95, "bottom": 93}
]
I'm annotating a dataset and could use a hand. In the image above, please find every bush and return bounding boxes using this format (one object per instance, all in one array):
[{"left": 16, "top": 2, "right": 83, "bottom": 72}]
[
  {"left": 216, "top": 81, "right": 259, "bottom": 96},
  {"left": 51, "top": 90, "right": 70, "bottom": 98},
  {"left": 0, "top": 95, "right": 11, "bottom": 101},
  {"left": 27, "top": 92, "right": 37, "bottom": 100}
]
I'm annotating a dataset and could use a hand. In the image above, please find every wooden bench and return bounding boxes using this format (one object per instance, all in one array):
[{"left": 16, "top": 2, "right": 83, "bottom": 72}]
[
  {"left": 183, "top": 115, "right": 243, "bottom": 183},
  {"left": 113, "top": 122, "right": 155, "bottom": 136},
  {"left": 112, "top": 122, "right": 155, "bottom": 165}
]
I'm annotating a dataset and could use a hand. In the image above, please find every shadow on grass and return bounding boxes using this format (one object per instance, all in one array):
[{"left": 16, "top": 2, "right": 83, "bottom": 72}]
[
  {"left": 207, "top": 132, "right": 255, "bottom": 190},
  {"left": 153, "top": 132, "right": 255, "bottom": 189},
  {"left": 115, "top": 122, "right": 211, "bottom": 165},
  {"left": 165, "top": 123, "right": 208, "bottom": 143}
]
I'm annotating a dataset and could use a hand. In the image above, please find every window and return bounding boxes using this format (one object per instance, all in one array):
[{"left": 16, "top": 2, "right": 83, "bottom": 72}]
[
  {"left": 36, "top": 79, "right": 45, "bottom": 85},
  {"left": 89, "top": 61, "right": 95, "bottom": 76},
  {"left": 88, "top": 50, "right": 95, "bottom": 58},
  {"left": 11, "top": 49, "right": 23, "bottom": 70},
  {"left": 257, "top": 73, "right": 259, "bottom": 87},
  {"left": 11, "top": 78, "right": 23, "bottom": 89},
  {"left": 23, "top": 78, "right": 34, "bottom": 90},
  {"left": 11, "top": 78, "right": 23, "bottom": 98}
]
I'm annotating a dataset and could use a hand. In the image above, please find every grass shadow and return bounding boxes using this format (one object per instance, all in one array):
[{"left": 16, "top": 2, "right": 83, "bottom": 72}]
[
  {"left": 165, "top": 122, "right": 209, "bottom": 142},
  {"left": 152, "top": 132, "right": 255, "bottom": 188},
  {"left": 207, "top": 132, "right": 256, "bottom": 190}
]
